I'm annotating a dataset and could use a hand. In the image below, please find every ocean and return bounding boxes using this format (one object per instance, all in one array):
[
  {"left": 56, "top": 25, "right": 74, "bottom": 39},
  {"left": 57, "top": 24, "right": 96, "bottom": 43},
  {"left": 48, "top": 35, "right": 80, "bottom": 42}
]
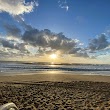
[{"left": 0, "top": 61, "right": 110, "bottom": 76}]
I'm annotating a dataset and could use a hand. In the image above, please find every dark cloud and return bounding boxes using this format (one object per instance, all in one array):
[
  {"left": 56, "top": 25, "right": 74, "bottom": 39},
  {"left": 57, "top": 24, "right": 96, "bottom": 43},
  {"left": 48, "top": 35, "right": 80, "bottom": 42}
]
[
  {"left": 71, "top": 48, "right": 89, "bottom": 58},
  {"left": 22, "top": 29, "right": 78, "bottom": 54},
  {"left": 0, "top": 39, "right": 28, "bottom": 53},
  {"left": 22, "top": 29, "right": 91, "bottom": 58},
  {"left": 1, "top": 39, "right": 19, "bottom": 49},
  {"left": 3, "top": 23, "right": 21, "bottom": 37},
  {"left": 68, "top": 47, "right": 81, "bottom": 54},
  {"left": 22, "top": 29, "right": 47, "bottom": 47},
  {"left": 88, "top": 34, "right": 109, "bottom": 52}
]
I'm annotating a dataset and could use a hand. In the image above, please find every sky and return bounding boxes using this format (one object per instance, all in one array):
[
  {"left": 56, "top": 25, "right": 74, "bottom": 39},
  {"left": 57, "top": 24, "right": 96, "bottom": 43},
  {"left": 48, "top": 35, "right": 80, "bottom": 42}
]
[{"left": 0, "top": 0, "right": 110, "bottom": 64}]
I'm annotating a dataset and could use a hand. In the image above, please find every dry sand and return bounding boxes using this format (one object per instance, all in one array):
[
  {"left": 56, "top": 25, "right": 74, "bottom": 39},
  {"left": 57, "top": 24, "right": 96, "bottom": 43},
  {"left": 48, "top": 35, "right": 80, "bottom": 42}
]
[{"left": 0, "top": 73, "right": 110, "bottom": 110}]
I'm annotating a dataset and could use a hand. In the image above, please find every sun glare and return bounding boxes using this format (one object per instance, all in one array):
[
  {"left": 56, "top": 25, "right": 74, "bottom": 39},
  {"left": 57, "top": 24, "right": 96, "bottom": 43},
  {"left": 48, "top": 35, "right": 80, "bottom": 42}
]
[{"left": 50, "top": 54, "right": 57, "bottom": 59}]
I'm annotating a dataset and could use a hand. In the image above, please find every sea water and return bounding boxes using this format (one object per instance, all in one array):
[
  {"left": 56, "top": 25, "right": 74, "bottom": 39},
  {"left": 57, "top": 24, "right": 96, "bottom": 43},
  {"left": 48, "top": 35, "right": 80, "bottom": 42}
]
[{"left": 0, "top": 61, "right": 110, "bottom": 76}]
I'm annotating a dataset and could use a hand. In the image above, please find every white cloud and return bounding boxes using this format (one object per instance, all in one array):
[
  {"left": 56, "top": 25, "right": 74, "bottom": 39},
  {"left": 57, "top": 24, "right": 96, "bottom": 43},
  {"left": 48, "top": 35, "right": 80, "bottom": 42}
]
[
  {"left": 60, "top": 5, "right": 69, "bottom": 11},
  {"left": 74, "top": 39, "right": 80, "bottom": 43},
  {"left": 0, "top": 0, "right": 38, "bottom": 15},
  {"left": 6, "top": 35, "right": 24, "bottom": 43},
  {"left": 79, "top": 43, "right": 84, "bottom": 46},
  {"left": 58, "top": 0, "right": 69, "bottom": 11}
]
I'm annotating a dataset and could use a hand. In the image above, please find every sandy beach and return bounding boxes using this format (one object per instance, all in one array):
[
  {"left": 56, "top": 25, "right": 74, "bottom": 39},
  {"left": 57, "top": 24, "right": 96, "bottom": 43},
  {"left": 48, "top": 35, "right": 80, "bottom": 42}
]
[{"left": 1, "top": 73, "right": 110, "bottom": 110}]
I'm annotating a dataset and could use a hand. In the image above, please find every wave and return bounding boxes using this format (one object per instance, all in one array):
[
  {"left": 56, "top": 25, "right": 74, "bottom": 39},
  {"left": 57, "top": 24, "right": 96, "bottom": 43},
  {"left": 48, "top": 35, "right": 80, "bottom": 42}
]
[{"left": 0, "top": 62, "right": 110, "bottom": 72}]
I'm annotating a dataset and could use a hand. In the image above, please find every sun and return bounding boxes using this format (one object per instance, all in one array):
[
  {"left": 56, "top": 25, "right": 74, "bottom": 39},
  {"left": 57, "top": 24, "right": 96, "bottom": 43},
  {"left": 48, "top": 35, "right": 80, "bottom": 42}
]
[{"left": 50, "top": 54, "right": 57, "bottom": 59}]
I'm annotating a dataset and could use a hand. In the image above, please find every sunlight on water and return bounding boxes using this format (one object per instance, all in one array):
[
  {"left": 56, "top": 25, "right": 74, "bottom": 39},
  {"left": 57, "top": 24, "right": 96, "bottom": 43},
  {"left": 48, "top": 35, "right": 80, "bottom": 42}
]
[{"left": 50, "top": 64, "right": 56, "bottom": 67}]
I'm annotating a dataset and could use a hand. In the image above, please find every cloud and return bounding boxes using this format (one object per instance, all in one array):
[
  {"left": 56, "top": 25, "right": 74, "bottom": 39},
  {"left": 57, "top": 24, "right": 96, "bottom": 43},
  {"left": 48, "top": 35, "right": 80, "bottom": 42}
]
[
  {"left": 69, "top": 47, "right": 89, "bottom": 58},
  {"left": 21, "top": 27, "right": 90, "bottom": 58},
  {"left": 74, "top": 52, "right": 89, "bottom": 58},
  {"left": 68, "top": 48, "right": 81, "bottom": 54},
  {"left": 0, "top": 0, "right": 38, "bottom": 15},
  {"left": 0, "top": 37, "right": 29, "bottom": 55},
  {"left": 1, "top": 39, "right": 18, "bottom": 49},
  {"left": 58, "top": 0, "right": 69, "bottom": 11},
  {"left": 3, "top": 23, "right": 21, "bottom": 37},
  {"left": 22, "top": 29, "right": 79, "bottom": 54},
  {"left": 88, "top": 33, "right": 109, "bottom": 52}
]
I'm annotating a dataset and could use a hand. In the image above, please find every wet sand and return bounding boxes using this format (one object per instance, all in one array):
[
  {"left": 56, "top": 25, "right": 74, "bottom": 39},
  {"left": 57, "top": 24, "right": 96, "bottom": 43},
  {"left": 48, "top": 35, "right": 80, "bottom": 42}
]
[
  {"left": 0, "top": 73, "right": 110, "bottom": 110},
  {"left": 1, "top": 73, "right": 110, "bottom": 82}
]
